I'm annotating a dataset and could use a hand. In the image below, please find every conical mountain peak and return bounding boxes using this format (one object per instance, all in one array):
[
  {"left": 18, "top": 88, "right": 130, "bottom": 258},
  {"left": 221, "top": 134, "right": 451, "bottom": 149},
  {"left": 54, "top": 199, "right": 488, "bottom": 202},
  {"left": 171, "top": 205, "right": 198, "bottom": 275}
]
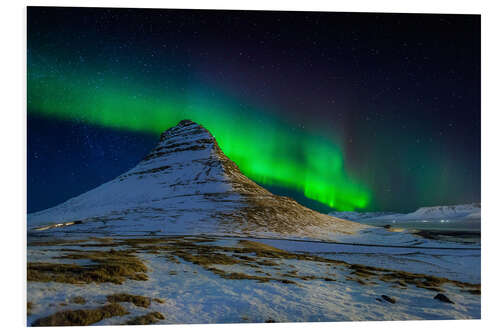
[
  {"left": 157, "top": 119, "right": 214, "bottom": 145},
  {"left": 28, "top": 121, "right": 365, "bottom": 239},
  {"left": 136, "top": 119, "right": 219, "bottom": 168}
]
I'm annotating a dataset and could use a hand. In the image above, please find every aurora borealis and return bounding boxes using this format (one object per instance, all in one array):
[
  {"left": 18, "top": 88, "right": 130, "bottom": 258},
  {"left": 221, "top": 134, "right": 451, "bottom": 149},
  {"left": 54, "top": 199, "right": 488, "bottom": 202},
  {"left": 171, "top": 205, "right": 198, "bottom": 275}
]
[
  {"left": 28, "top": 67, "right": 370, "bottom": 210},
  {"left": 27, "top": 7, "right": 480, "bottom": 214}
]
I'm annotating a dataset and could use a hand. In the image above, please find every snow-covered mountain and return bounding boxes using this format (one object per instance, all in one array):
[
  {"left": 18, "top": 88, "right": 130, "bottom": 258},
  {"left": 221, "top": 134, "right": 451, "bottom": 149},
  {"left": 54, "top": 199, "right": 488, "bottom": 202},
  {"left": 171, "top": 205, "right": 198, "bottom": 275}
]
[
  {"left": 329, "top": 203, "right": 481, "bottom": 222},
  {"left": 28, "top": 120, "right": 365, "bottom": 238},
  {"left": 327, "top": 211, "right": 399, "bottom": 221},
  {"left": 399, "top": 203, "right": 481, "bottom": 221}
]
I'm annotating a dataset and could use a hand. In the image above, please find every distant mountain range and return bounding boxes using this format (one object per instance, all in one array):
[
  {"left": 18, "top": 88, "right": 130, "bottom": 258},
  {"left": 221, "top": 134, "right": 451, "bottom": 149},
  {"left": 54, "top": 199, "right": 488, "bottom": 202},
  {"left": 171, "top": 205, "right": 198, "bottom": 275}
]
[
  {"left": 329, "top": 203, "right": 481, "bottom": 222},
  {"left": 28, "top": 120, "right": 365, "bottom": 239},
  {"left": 325, "top": 211, "right": 396, "bottom": 221}
]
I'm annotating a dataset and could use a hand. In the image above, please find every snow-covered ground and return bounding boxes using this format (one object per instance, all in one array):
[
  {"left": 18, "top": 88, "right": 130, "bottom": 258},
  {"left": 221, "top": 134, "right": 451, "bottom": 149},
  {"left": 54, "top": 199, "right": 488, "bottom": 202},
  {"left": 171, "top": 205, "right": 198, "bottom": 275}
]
[{"left": 27, "top": 231, "right": 480, "bottom": 326}]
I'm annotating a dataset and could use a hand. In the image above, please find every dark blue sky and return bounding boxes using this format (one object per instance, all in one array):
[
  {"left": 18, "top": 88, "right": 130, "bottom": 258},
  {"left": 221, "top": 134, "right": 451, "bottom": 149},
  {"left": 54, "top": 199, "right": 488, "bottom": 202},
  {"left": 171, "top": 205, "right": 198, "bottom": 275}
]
[{"left": 27, "top": 7, "right": 480, "bottom": 213}]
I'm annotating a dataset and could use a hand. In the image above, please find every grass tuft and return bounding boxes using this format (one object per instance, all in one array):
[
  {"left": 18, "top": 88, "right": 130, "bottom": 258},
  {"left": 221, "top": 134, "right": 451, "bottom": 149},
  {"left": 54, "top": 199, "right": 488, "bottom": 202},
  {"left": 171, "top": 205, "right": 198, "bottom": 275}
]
[
  {"left": 27, "top": 302, "right": 34, "bottom": 315},
  {"left": 28, "top": 249, "right": 148, "bottom": 284},
  {"left": 31, "top": 303, "right": 128, "bottom": 326},
  {"left": 106, "top": 293, "right": 151, "bottom": 308},
  {"left": 125, "top": 311, "right": 165, "bottom": 325},
  {"left": 70, "top": 296, "right": 86, "bottom": 304}
]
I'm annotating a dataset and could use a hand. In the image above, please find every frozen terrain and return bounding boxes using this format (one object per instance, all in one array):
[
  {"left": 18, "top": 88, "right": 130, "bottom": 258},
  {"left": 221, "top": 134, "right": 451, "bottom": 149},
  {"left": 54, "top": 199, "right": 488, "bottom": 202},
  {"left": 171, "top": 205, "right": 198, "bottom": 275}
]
[
  {"left": 26, "top": 120, "right": 481, "bottom": 326},
  {"left": 27, "top": 234, "right": 480, "bottom": 326}
]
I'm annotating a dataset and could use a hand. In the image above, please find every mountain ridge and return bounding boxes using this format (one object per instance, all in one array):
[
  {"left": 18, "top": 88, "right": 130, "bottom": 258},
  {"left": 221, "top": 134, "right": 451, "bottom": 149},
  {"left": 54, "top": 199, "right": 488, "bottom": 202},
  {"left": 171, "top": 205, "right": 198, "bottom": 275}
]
[{"left": 329, "top": 203, "right": 481, "bottom": 222}]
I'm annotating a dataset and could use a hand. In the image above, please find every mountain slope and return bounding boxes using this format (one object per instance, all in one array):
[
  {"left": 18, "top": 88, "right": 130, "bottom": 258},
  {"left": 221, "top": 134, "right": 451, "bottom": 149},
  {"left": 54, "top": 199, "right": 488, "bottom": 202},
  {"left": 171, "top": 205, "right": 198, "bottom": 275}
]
[{"left": 28, "top": 120, "right": 366, "bottom": 239}]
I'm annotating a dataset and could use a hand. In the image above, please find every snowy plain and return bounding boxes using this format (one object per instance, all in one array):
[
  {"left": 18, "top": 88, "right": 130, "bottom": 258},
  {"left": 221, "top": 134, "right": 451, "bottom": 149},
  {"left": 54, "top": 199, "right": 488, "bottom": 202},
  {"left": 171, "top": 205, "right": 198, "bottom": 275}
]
[{"left": 27, "top": 230, "right": 481, "bottom": 326}]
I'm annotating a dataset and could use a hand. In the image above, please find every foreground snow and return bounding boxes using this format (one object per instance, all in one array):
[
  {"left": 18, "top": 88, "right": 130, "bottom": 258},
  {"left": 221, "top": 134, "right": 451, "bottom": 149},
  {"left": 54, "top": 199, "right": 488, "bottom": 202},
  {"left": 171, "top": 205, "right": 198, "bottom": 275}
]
[{"left": 27, "top": 232, "right": 480, "bottom": 325}]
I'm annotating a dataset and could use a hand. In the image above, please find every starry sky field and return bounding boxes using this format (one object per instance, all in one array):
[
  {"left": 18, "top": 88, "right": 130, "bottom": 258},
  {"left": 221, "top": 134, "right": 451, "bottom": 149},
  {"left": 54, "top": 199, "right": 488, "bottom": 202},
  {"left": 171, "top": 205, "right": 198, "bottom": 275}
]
[{"left": 27, "top": 7, "right": 480, "bottom": 214}]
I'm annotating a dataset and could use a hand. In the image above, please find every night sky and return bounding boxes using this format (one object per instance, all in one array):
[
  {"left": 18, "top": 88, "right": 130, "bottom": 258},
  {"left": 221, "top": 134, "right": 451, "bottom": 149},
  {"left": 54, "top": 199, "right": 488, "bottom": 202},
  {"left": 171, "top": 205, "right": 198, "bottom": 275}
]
[{"left": 27, "top": 7, "right": 480, "bottom": 214}]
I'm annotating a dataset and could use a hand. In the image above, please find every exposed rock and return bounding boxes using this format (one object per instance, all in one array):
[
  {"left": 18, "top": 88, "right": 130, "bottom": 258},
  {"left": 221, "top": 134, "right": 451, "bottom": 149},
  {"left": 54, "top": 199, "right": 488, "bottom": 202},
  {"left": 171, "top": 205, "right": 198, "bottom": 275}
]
[
  {"left": 434, "top": 293, "right": 454, "bottom": 304},
  {"left": 381, "top": 295, "right": 396, "bottom": 304}
]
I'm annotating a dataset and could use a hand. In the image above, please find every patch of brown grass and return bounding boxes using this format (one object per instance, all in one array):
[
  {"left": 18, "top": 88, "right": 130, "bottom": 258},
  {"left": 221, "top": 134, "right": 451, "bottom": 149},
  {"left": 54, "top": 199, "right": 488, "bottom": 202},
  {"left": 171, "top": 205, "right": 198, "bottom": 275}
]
[
  {"left": 28, "top": 239, "right": 86, "bottom": 247},
  {"left": 207, "top": 267, "right": 296, "bottom": 285},
  {"left": 28, "top": 263, "right": 90, "bottom": 284},
  {"left": 174, "top": 251, "right": 241, "bottom": 266},
  {"left": 257, "top": 259, "right": 279, "bottom": 266},
  {"left": 118, "top": 238, "right": 170, "bottom": 247},
  {"left": 89, "top": 237, "right": 114, "bottom": 244},
  {"left": 345, "top": 265, "right": 481, "bottom": 293},
  {"left": 350, "top": 265, "right": 380, "bottom": 278},
  {"left": 28, "top": 249, "right": 148, "bottom": 284},
  {"left": 107, "top": 293, "right": 151, "bottom": 308},
  {"left": 379, "top": 271, "right": 446, "bottom": 292},
  {"left": 31, "top": 303, "right": 129, "bottom": 326},
  {"left": 238, "top": 240, "right": 286, "bottom": 253},
  {"left": 125, "top": 311, "right": 165, "bottom": 325},
  {"left": 70, "top": 296, "right": 86, "bottom": 305},
  {"left": 27, "top": 302, "right": 34, "bottom": 315}
]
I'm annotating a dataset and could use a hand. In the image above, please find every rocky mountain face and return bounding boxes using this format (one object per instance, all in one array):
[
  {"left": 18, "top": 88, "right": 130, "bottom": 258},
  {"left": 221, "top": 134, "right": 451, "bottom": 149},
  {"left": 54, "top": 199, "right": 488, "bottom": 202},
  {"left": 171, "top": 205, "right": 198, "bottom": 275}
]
[{"left": 28, "top": 120, "right": 365, "bottom": 239}]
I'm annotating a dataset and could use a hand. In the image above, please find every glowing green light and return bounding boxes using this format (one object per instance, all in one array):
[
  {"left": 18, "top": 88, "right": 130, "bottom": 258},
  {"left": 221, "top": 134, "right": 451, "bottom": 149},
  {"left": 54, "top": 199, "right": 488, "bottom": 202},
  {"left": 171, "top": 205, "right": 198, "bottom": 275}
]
[{"left": 27, "top": 64, "right": 371, "bottom": 211}]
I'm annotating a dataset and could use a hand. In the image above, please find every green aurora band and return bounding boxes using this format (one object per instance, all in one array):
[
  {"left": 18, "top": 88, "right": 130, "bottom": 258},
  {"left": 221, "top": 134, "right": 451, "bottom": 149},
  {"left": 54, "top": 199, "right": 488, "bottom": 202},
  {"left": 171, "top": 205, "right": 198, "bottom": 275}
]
[{"left": 28, "top": 68, "right": 371, "bottom": 211}]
